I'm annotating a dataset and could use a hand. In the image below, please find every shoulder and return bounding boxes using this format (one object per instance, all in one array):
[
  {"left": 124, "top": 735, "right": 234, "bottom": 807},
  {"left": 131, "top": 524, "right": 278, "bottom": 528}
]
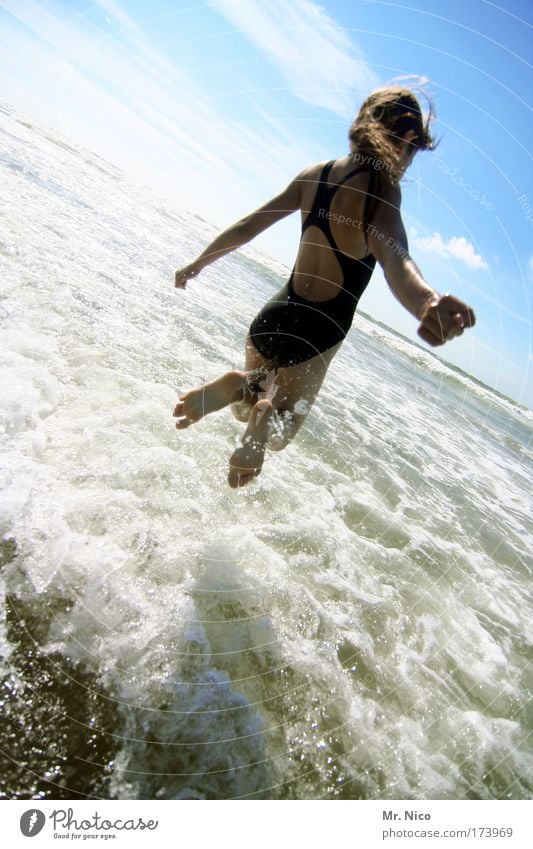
[
  {"left": 294, "top": 161, "right": 329, "bottom": 184},
  {"left": 371, "top": 180, "right": 402, "bottom": 222},
  {"left": 287, "top": 162, "right": 328, "bottom": 207}
]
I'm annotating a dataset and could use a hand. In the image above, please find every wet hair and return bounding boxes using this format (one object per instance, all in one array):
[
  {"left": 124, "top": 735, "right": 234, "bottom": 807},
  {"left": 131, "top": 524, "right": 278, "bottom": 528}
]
[{"left": 348, "top": 86, "right": 437, "bottom": 187}]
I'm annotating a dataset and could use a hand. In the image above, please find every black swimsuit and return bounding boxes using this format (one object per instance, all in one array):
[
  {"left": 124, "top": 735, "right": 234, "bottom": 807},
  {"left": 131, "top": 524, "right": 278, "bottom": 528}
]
[{"left": 248, "top": 161, "right": 377, "bottom": 368}]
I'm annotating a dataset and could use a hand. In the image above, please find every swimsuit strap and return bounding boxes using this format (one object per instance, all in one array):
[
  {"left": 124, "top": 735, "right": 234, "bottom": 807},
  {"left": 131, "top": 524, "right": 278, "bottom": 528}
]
[
  {"left": 326, "top": 163, "right": 377, "bottom": 251},
  {"left": 328, "top": 162, "right": 379, "bottom": 252},
  {"left": 310, "top": 161, "right": 369, "bottom": 209},
  {"left": 303, "top": 161, "right": 375, "bottom": 255},
  {"left": 304, "top": 160, "right": 334, "bottom": 216},
  {"left": 330, "top": 163, "right": 371, "bottom": 188}
]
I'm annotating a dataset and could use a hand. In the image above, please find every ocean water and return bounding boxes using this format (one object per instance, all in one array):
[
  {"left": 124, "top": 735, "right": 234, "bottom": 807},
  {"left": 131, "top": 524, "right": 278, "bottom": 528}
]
[{"left": 1, "top": 103, "right": 532, "bottom": 801}]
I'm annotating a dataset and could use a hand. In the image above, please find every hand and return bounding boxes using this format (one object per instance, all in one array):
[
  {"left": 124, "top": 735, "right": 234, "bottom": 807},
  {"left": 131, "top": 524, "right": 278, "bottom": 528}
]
[
  {"left": 417, "top": 294, "right": 475, "bottom": 347},
  {"left": 174, "top": 260, "right": 205, "bottom": 289}
]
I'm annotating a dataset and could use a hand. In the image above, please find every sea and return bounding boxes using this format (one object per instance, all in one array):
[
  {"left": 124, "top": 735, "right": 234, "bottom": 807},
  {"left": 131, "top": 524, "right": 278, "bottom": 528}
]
[{"left": 1, "top": 103, "right": 532, "bottom": 800}]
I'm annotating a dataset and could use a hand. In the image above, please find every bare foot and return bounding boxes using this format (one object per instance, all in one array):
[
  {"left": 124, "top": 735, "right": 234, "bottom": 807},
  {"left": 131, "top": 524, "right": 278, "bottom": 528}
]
[
  {"left": 173, "top": 370, "right": 246, "bottom": 429},
  {"left": 228, "top": 399, "right": 273, "bottom": 488}
]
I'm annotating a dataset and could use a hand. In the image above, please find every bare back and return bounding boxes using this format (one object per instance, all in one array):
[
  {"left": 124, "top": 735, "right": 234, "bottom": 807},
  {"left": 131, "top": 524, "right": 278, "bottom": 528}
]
[{"left": 293, "top": 158, "right": 374, "bottom": 302}]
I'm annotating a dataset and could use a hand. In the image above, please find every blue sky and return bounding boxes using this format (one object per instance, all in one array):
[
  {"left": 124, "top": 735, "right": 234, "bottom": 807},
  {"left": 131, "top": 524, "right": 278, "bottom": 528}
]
[{"left": 1, "top": 0, "right": 532, "bottom": 407}]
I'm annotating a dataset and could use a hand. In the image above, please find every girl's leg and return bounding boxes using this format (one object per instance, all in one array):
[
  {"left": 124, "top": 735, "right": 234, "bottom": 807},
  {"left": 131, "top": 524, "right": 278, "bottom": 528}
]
[
  {"left": 173, "top": 370, "right": 248, "bottom": 428},
  {"left": 174, "top": 334, "right": 274, "bottom": 428},
  {"left": 173, "top": 335, "right": 341, "bottom": 486},
  {"left": 231, "top": 335, "right": 341, "bottom": 428},
  {"left": 227, "top": 338, "right": 341, "bottom": 486},
  {"left": 264, "top": 341, "right": 340, "bottom": 449}
]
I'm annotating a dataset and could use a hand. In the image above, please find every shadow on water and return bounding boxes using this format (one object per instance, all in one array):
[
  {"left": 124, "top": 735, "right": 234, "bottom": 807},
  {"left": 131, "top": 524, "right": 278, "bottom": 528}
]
[{"left": 1, "top": 570, "right": 121, "bottom": 799}]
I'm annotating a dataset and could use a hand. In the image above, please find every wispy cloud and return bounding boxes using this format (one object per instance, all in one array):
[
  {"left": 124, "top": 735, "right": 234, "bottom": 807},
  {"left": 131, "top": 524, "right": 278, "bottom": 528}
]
[
  {"left": 466, "top": 281, "right": 529, "bottom": 325},
  {"left": 93, "top": 0, "right": 137, "bottom": 31},
  {"left": 0, "top": 0, "right": 316, "bottom": 229},
  {"left": 209, "top": 0, "right": 379, "bottom": 117},
  {"left": 0, "top": 0, "right": 382, "bottom": 248},
  {"left": 415, "top": 232, "right": 489, "bottom": 270}
]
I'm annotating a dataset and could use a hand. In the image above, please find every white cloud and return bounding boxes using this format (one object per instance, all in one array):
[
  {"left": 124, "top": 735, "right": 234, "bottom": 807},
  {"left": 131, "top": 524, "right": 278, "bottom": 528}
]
[
  {"left": 0, "top": 0, "right": 316, "bottom": 231},
  {"left": 208, "top": 0, "right": 379, "bottom": 118},
  {"left": 0, "top": 0, "right": 383, "bottom": 243},
  {"left": 415, "top": 232, "right": 489, "bottom": 270},
  {"left": 0, "top": 0, "right": 386, "bottom": 266},
  {"left": 528, "top": 256, "right": 533, "bottom": 277}
]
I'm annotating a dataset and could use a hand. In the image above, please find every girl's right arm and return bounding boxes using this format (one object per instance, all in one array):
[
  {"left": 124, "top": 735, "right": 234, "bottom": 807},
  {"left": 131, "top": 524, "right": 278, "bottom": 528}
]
[{"left": 367, "top": 186, "right": 475, "bottom": 346}]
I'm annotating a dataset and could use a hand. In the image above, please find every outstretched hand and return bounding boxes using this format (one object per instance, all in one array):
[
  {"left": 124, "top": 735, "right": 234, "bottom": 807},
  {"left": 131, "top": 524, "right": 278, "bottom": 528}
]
[
  {"left": 174, "top": 260, "right": 205, "bottom": 289},
  {"left": 418, "top": 294, "right": 475, "bottom": 347}
]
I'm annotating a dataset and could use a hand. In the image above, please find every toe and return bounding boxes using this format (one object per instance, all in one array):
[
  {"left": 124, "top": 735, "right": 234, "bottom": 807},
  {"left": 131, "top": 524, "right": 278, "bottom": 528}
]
[{"left": 175, "top": 417, "right": 192, "bottom": 430}]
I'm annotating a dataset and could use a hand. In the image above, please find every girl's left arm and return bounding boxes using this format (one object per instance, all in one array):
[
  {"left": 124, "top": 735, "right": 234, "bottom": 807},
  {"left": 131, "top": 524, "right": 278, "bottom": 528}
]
[{"left": 174, "top": 169, "right": 310, "bottom": 289}]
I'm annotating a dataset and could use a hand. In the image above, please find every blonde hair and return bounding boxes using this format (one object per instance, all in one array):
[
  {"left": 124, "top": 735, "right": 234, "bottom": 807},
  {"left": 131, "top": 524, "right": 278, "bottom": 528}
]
[{"left": 349, "top": 86, "right": 437, "bottom": 186}]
